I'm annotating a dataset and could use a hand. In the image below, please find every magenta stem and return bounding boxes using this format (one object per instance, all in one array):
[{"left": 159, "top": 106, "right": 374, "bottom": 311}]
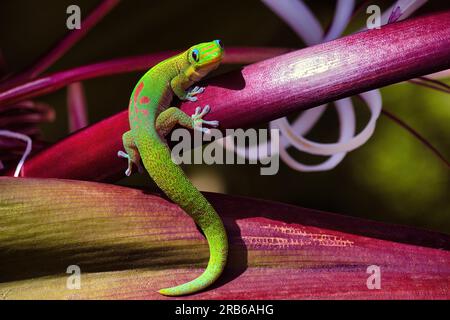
[
  {"left": 0, "top": 47, "right": 292, "bottom": 110},
  {"left": 0, "top": 0, "right": 120, "bottom": 90},
  {"left": 9, "top": 11, "right": 450, "bottom": 181},
  {"left": 382, "top": 109, "right": 450, "bottom": 168}
]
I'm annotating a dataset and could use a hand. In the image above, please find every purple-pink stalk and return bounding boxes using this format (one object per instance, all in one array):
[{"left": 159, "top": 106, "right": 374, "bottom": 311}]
[
  {"left": 0, "top": 0, "right": 120, "bottom": 91},
  {"left": 0, "top": 47, "right": 292, "bottom": 109},
  {"left": 67, "top": 82, "right": 89, "bottom": 132},
  {"left": 0, "top": 0, "right": 120, "bottom": 175},
  {"left": 8, "top": 11, "right": 449, "bottom": 181}
]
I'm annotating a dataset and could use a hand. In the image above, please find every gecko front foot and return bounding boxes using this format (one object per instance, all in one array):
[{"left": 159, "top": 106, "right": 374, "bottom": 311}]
[
  {"left": 118, "top": 150, "right": 143, "bottom": 176},
  {"left": 191, "top": 105, "right": 219, "bottom": 134},
  {"left": 184, "top": 86, "right": 205, "bottom": 102}
]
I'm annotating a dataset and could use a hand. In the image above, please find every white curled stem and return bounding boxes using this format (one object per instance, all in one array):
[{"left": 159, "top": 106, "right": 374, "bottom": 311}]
[
  {"left": 275, "top": 98, "right": 356, "bottom": 171},
  {"left": 261, "top": 0, "right": 324, "bottom": 45},
  {"left": 216, "top": 104, "right": 327, "bottom": 161},
  {"left": 234, "top": 1, "right": 424, "bottom": 172},
  {"left": 0, "top": 130, "right": 32, "bottom": 177},
  {"left": 323, "top": 0, "right": 355, "bottom": 42},
  {"left": 274, "top": 90, "right": 382, "bottom": 156},
  {"left": 381, "top": 0, "right": 428, "bottom": 26}
]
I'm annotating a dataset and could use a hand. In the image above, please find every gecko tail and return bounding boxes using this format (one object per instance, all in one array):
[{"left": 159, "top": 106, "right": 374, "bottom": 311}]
[
  {"left": 158, "top": 215, "right": 228, "bottom": 296},
  {"left": 138, "top": 135, "right": 228, "bottom": 296}
]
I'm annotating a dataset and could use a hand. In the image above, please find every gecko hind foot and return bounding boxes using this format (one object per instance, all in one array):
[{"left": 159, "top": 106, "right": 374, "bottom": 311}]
[{"left": 118, "top": 150, "right": 142, "bottom": 176}]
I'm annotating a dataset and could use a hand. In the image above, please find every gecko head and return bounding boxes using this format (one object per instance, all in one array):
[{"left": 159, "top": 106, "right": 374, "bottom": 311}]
[{"left": 187, "top": 40, "right": 224, "bottom": 78}]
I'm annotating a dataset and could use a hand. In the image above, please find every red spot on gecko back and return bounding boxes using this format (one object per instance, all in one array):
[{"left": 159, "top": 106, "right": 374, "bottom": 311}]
[
  {"left": 134, "top": 82, "right": 144, "bottom": 103},
  {"left": 132, "top": 82, "right": 145, "bottom": 114},
  {"left": 140, "top": 96, "right": 150, "bottom": 104}
]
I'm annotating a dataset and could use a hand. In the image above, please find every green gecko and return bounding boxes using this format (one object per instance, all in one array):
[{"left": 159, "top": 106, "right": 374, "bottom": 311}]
[{"left": 118, "top": 40, "right": 228, "bottom": 296}]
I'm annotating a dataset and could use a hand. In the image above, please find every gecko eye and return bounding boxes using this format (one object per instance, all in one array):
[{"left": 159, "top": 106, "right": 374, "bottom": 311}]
[
  {"left": 191, "top": 49, "right": 200, "bottom": 62},
  {"left": 214, "top": 39, "right": 223, "bottom": 49}
]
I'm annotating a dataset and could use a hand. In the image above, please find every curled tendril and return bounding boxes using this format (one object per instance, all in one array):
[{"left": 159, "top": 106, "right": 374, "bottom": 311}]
[
  {"left": 0, "top": 130, "right": 32, "bottom": 177},
  {"left": 220, "top": 0, "right": 427, "bottom": 172}
]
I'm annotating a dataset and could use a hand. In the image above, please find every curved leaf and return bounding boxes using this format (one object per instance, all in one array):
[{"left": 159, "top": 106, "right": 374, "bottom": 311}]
[{"left": 0, "top": 177, "right": 449, "bottom": 299}]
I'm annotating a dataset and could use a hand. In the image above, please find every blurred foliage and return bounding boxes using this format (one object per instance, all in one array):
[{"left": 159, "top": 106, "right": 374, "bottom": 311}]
[{"left": 0, "top": 0, "right": 448, "bottom": 233}]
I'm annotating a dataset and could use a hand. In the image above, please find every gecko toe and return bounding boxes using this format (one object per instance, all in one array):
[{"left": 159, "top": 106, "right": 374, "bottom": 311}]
[{"left": 118, "top": 150, "right": 129, "bottom": 159}]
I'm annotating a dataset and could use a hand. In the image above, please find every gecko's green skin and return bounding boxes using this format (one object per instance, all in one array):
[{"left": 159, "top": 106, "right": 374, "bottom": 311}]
[{"left": 119, "top": 40, "right": 228, "bottom": 296}]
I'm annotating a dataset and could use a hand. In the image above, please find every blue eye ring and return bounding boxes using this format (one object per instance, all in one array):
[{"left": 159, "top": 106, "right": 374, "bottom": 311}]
[
  {"left": 214, "top": 39, "right": 223, "bottom": 49},
  {"left": 191, "top": 49, "right": 200, "bottom": 62}
]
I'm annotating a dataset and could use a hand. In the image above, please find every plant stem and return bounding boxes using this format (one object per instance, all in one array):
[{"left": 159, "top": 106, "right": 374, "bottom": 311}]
[
  {"left": 10, "top": 10, "right": 450, "bottom": 181},
  {"left": 0, "top": 47, "right": 292, "bottom": 110},
  {"left": 382, "top": 109, "right": 449, "bottom": 168},
  {"left": 0, "top": 0, "right": 120, "bottom": 91}
]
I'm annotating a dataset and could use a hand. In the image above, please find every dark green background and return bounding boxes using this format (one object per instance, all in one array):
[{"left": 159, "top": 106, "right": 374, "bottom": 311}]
[{"left": 1, "top": 1, "right": 449, "bottom": 233}]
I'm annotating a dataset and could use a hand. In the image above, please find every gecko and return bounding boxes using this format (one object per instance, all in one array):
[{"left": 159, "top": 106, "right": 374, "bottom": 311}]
[{"left": 118, "top": 40, "right": 228, "bottom": 296}]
